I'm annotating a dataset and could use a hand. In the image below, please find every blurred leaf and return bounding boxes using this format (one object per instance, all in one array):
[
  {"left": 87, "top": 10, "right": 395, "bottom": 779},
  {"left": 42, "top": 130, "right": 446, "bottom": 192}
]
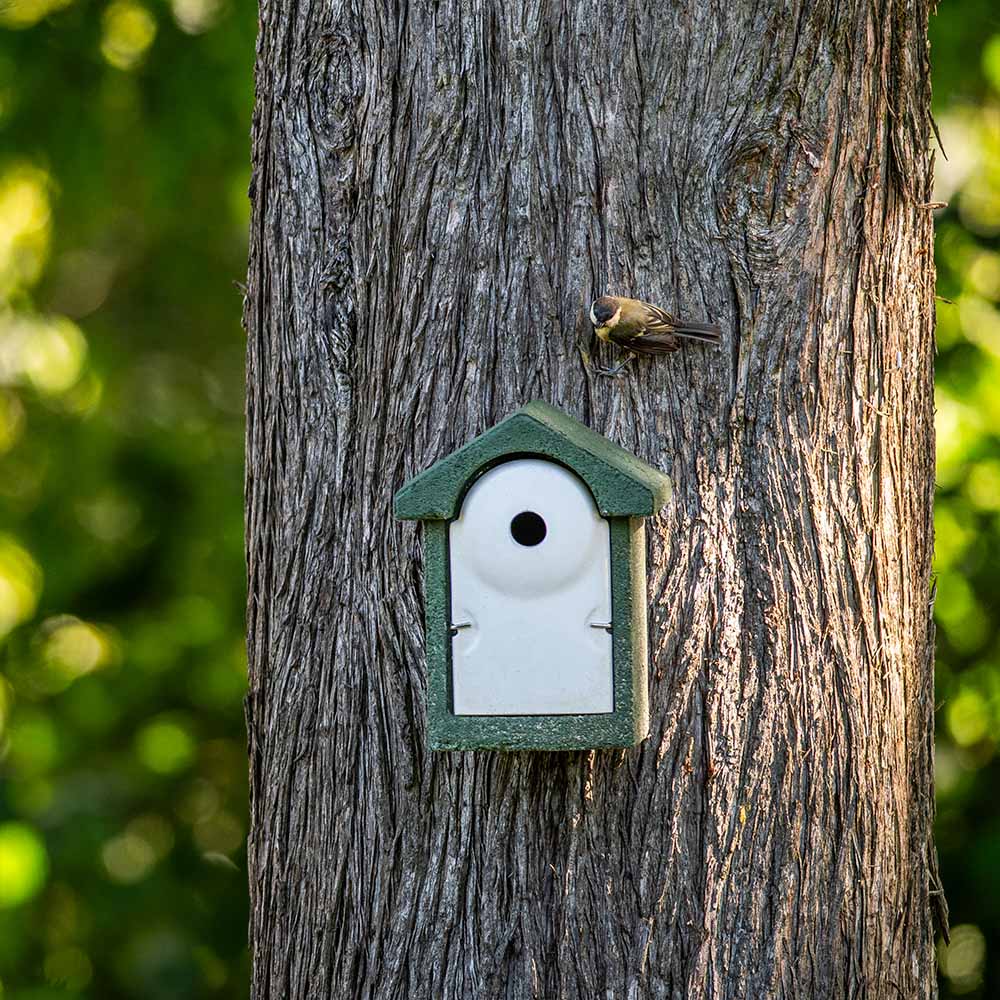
[{"left": 0, "top": 2, "right": 253, "bottom": 994}]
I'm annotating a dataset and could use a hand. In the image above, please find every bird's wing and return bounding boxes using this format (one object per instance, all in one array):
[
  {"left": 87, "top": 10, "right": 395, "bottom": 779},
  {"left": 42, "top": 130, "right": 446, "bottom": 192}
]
[
  {"left": 609, "top": 328, "right": 680, "bottom": 354},
  {"left": 639, "top": 303, "right": 678, "bottom": 335},
  {"left": 643, "top": 303, "right": 722, "bottom": 344}
]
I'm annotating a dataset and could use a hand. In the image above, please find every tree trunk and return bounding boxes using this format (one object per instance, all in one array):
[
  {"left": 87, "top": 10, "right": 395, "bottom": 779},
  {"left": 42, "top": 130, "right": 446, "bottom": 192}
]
[{"left": 244, "top": 1, "right": 938, "bottom": 997}]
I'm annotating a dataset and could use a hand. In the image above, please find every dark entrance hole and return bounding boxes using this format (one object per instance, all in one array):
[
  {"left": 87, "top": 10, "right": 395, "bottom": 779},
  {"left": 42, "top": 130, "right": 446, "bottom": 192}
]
[{"left": 510, "top": 511, "right": 546, "bottom": 547}]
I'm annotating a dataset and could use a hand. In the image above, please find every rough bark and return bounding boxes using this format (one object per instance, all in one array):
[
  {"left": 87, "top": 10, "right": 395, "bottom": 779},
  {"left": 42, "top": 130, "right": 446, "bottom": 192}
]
[{"left": 244, "top": 1, "right": 938, "bottom": 998}]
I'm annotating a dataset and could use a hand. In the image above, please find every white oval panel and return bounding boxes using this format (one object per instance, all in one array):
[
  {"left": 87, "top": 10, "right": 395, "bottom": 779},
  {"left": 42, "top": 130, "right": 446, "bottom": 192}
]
[{"left": 449, "top": 458, "right": 613, "bottom": 716}]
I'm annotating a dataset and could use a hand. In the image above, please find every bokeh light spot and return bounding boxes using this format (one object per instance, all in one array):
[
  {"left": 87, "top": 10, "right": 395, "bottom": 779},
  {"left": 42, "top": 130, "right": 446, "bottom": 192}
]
[
  {"left": 18, "top": 316, "right": 87, "bottom": 396},
  {"left": 0, "top": 535, "right": 42, "bottom": 639},
  {"left": 101, "top": 813, "right": 174, "bottom": 884},
  {"left": 129, "top": 814, "right": 175, "bottom": 859},
  {"left": 136, "top": 717, "right": 196, "bottom": 775},
  {"left": 41, "top": 616, "right": 115, "bottom": 684},
  {"left": 935, "top": 741, "right": 963, "bottom": 798},
  {"left": 0, "top": 0, "right": 73, "bottom": 29},
  {"left": 48, "top": 249, "right": 116, "bottom": 319},
  {"left": 983, "top": 35, "right": 1000, "bottom": 94},
  {"left": 935, "top": 571, "right": 988, "bottom": 654},
  {"left": 57, "top": 368, "right": 103, "bottom": 416},
  {"left": 170, "top": 0, "right": 223, "bottom": 34},
  {"left": 947, "top": 688, "right": 992, "bottom": 748},
  {"left": 0, "top": 163, "right": 51, "bottom": 298},
  {"left": 101, "top": 816, "right": 173, "bottom": 884},
  {"left": 74, "top": 490, "right": 142, "bottom": 544},
  {"left": 968, "top": 250, "right": 1000, "bottom": 300},
  {"left": 933, "top": 112, "right": 979, "bottom": 205},
  {"left": 228, "top": 168, "right": 252, "bottom": 227},
  {"left": 966, "top": 460, "right": 1000, "bottom": 512},
  {"left": 961, "top": 174, "right": 1000, "bottom": 237},
  {"left": 935, "top": 388, "right": 981, "bottom": 490},
  {"left": 958, "top": 294, "right": 1000, "bottom": 357},
  {"left": 939, "top": 923, "right": 987, "bottom": 994},
  {"left": 101, "top": 832, "right": 156, "bottom": 884},
  {"left": 0, "top": 822, "right": 48, "bottom": 908},
  {"left": 177, "top": 778, "right": 220, "bottom": 826},
  {"left": 101, "top": 1, "right": 157, "bottom": 71},
  {"left": 935, "top": 504, "right": 974, "bottom": 570},
  {"left": 193, "top": 810, "right": 243, "bottom": 856}
]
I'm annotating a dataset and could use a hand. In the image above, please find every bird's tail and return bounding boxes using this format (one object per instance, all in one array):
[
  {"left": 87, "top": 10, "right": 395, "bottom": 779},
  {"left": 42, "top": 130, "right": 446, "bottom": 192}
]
[{"left": 673, "top": 320, "right": 722, "bottom": 344}]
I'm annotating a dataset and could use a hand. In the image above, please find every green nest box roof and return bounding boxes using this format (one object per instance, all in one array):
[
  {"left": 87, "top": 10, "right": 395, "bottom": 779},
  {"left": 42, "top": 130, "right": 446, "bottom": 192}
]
[{"left": 394, "top": 401, "right": 672, "bottom": 520}]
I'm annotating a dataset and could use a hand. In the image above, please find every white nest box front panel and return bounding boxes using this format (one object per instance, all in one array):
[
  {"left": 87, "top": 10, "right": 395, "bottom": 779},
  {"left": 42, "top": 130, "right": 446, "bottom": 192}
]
[{"left": 448, "top": 458, "right": 613, "bottom": 716}]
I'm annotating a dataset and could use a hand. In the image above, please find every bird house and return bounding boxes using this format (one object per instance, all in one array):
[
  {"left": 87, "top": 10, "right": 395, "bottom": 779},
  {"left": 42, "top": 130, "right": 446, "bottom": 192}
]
[{"left": 394, "top": 401, "right": 671, "bottom": 751}]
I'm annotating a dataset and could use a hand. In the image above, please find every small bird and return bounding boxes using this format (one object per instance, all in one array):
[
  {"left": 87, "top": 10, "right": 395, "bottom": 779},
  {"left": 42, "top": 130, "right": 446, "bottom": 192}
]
[{"left": 589, "top": 295, "right": 722, "bottom": 375}]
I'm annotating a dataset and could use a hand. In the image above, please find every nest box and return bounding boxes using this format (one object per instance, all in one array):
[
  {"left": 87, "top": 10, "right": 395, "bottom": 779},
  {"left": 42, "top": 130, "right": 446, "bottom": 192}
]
[{"left": 394, "top": 401, "right": 671, "bottom": 751}]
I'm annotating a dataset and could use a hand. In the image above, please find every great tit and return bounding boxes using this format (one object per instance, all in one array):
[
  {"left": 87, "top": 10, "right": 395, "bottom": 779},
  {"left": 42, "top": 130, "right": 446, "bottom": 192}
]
[{"left": 589, "top": 295, "right": 722, "bottom": 375}]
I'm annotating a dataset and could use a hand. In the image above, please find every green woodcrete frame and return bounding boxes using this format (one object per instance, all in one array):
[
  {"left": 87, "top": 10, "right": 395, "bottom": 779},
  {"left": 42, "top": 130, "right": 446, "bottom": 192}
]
[{"left": 394, "top": 401, "right": 671, "bottom": 751}]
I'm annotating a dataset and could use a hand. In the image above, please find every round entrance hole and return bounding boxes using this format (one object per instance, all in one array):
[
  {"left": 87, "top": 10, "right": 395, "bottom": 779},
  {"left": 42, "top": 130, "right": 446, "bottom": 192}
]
[{"left": 510, "top": 511, "right": 547, "bottom": 547}]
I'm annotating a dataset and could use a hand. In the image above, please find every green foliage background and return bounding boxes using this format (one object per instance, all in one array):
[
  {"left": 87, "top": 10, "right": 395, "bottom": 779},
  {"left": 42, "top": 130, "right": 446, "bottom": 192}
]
[
  {"left": 0, "top": 2, "right": 996, "bottom": 997},
  {"left": 0, "top": 1, "right": 251, "bottom": 996}
]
